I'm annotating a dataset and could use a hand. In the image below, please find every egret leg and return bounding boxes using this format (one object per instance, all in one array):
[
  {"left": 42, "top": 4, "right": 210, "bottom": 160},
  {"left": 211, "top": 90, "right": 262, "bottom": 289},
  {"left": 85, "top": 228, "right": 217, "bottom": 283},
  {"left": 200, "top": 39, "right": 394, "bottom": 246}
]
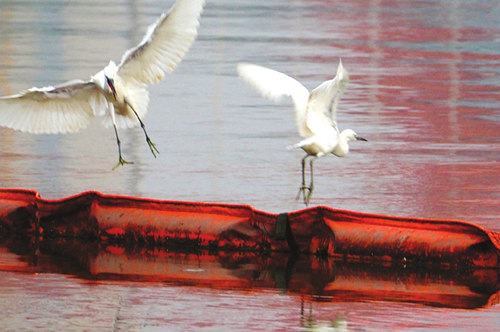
[
  {"left": 125, "top": 99, "right": 159, "bottom": 158},
  {"left": 304, "top": 158, "right": 315, "bottom": 206},
  {"left": 112, "top": 124, "right": 134, "bottom": 170},
  {"left": 296, "top": 155, "right": 309, "bottom": 202}
]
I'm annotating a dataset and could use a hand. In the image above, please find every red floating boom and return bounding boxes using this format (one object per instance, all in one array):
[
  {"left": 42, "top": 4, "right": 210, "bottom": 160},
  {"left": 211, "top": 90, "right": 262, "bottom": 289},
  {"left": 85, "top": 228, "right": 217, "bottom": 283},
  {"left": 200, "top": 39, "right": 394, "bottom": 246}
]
[{"left": 0, "top": 188, "right": 499, "bottom": 268}]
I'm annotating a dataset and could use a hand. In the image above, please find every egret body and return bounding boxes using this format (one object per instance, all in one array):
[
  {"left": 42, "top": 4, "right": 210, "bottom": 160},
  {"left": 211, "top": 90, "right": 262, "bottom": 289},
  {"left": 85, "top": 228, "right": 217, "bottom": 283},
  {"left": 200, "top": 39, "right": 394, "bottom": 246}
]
[{"left": 237, "top": 60, "right": 367, "bottom": 206}]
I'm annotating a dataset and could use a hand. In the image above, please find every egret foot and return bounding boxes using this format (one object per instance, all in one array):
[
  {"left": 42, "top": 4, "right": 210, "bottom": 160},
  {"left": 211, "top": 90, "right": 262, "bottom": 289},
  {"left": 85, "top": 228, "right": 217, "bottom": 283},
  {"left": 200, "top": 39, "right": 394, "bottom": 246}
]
[
  {"left": 112, "top": 157, "right": 134, "bottom": 170},
  {"left": 296, "top": 185, "right": 308, "bottom": 201},
  {"left": 304, "top": 182, "right": 314, "bottom": 206},
  {"left": 296, "top": 184, "right": 313, "bottom": 207},
  {"left": 302, "top": 157, "right": 316, "bottom": 206},
  {"left": 146, "top": 136, "right": 160, "bottom": 158}
]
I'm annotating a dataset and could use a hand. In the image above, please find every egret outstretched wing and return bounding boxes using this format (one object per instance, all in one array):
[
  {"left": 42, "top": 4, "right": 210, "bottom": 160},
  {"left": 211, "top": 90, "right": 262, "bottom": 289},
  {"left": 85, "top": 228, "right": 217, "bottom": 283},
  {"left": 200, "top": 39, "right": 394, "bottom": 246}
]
[
  {"left": 117, "top": 0, "right": 205, "bottom": 85},
  {"left": 0, "top": 80, "right": 105, "bottom": 134},
  {"left": 237, "top": 63, "right": 311, "bottom": 137},
  {"left": 305, "top": 59, "right": 349, "bottom": 135}
]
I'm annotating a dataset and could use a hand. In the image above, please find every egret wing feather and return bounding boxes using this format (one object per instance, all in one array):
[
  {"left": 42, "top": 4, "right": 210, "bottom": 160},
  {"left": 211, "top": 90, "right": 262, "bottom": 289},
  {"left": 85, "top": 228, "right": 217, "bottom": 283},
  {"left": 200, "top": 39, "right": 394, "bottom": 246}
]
[
  {"left": 305, "top": 59, "right": 349, "bottom": 135},
  {"left": 0, "top": 80, "right": 101, "bottom": 134},
  {"left": 237, "top": 62, "right": 311, "bottom": 137},
  {"left": 117, "top": 0, "right": 205, "bottom": 85}
]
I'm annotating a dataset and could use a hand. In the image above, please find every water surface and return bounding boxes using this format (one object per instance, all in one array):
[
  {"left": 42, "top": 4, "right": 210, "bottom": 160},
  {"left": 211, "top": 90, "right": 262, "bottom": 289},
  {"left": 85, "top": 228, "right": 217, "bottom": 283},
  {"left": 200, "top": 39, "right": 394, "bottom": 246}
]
[{"left": 1, "top": 0, "right": 500, "bottom": 331}]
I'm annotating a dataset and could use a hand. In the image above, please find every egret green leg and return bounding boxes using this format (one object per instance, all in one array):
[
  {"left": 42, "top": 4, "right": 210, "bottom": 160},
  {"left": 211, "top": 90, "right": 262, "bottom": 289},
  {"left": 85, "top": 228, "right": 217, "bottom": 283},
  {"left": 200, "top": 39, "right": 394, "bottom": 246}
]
[
  {"left": 112, "top": 124, "right": 134, "bottom": 170},
  {"left": 125, "top": 99, "right": 160, "bottom": 158}
]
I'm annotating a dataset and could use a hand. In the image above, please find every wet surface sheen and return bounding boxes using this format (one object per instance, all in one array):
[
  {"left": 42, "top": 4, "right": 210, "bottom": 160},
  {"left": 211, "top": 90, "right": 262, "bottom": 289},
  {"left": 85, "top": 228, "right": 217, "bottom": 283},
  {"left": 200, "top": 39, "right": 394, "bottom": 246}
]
[{"left": 0, "top": 0, "right": 500, "bottom": 331}]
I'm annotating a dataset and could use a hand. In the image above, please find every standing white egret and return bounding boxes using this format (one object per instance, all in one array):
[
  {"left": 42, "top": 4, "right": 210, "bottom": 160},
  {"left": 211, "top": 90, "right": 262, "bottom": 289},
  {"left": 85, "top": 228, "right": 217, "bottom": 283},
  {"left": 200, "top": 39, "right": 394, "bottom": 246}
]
[
  {"left": 0, "top": 0, "right": 205, "bottom": 170},
  {"left": 237, "top": 59, "right": 367, "bottom": 206}
]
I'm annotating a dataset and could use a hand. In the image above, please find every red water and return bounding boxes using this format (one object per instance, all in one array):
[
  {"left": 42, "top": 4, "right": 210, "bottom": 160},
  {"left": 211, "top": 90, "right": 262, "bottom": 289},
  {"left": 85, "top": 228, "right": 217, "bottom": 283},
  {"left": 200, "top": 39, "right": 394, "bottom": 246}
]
[{"left": 1, "top": 0, "right": 500, "bottom": 331}]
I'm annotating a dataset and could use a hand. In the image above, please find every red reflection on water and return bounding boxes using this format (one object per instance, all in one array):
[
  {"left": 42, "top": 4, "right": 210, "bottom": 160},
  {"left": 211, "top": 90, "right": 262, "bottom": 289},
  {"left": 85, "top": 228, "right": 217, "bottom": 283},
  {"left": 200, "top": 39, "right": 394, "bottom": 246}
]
[{"left": 306, "top": 0, "right": 500, "bottom": 229}]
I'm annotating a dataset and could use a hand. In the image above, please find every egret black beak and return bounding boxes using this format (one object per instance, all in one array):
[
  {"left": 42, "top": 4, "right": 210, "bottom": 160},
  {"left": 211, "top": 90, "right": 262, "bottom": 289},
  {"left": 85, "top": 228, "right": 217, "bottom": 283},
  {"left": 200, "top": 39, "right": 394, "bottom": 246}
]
[
  {"left": 356, "top": 135, "right": 368, "bottom": 142},
  {"left": 106, "top": 76, "right": 117, "bottom": 100}
]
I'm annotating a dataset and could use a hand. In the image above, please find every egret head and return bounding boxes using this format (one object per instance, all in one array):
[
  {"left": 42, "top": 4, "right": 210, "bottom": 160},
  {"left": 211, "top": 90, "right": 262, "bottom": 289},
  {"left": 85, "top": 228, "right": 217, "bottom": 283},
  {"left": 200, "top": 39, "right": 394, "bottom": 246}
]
[
  {"left": 103, "top": 61, "right": 118, "bottom": 100},
  {"left": 341, "top": 129, "right": 367, "bottom": 142}
]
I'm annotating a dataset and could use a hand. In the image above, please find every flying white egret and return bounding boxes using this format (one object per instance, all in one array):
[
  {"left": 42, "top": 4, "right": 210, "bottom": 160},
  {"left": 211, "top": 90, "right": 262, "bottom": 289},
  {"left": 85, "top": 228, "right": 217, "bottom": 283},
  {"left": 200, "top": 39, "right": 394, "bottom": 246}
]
[
  {"left": 237, "top": 59, "right": 367, "bottom": 206},
  {"left": 0, "top": 0, "right": 205, "bottom": 170}
]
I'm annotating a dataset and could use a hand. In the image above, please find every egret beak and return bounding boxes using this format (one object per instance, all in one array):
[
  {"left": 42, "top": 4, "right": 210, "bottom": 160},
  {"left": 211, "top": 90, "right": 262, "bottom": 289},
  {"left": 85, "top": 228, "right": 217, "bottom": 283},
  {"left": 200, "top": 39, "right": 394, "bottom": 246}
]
[
  {"left": 356, "top": 135, "right": 368, "bottom": 142},
  {"left": 106, "top": 76, "right": 117, "bottom": 100}
]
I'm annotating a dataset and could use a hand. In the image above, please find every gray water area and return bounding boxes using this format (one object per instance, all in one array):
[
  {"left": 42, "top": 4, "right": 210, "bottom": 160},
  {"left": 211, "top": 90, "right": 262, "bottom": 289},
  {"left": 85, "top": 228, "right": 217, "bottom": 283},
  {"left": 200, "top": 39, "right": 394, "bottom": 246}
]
[{"left": 1, "top": 0, "right": 500, "bottom": 331}]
